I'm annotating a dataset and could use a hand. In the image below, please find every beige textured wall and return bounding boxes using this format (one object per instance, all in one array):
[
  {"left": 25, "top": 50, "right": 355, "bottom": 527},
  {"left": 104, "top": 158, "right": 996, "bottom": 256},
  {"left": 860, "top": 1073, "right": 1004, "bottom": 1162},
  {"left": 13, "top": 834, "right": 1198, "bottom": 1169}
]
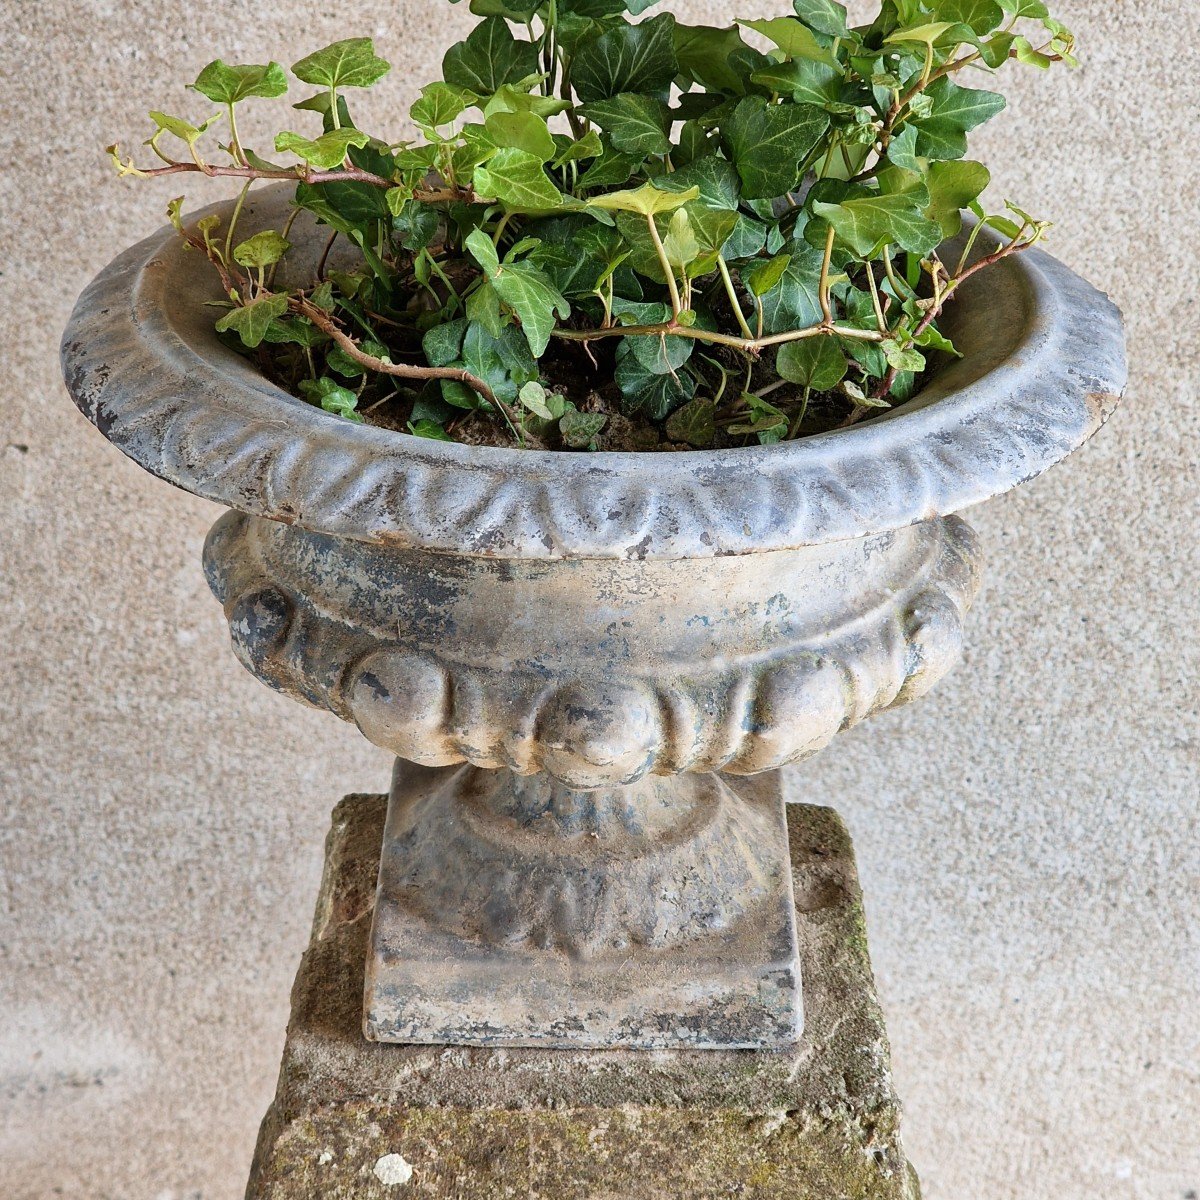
[{"left": 1, "top": 1, "right": 1196, "bottom": 1196}]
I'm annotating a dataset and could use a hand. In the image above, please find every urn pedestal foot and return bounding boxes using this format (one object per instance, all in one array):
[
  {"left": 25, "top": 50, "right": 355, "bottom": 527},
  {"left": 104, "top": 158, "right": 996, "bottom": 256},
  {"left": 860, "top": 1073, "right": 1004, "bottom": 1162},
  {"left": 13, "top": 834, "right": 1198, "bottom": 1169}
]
[
  {"left": 246, "top": 791, "right": 919, "bottom": 1200},
  {"left": 364, "top": 762, "right": 803, "bottom": 1050}
]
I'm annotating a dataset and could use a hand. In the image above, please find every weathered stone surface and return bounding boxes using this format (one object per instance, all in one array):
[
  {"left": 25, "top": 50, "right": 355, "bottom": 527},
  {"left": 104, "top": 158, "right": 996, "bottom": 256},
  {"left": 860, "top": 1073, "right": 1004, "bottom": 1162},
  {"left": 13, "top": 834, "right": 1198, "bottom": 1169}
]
[{"left": 247, "top": 794, "right": 919, "bottom": 1199}]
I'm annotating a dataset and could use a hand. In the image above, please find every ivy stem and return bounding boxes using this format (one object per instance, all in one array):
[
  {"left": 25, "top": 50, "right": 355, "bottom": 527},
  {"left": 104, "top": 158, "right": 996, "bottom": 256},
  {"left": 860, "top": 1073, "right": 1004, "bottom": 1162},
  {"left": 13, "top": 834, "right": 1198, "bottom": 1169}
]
[
  {"left": 294, "top": 298, "right": 500, "bottom": 408},
  {"left": 227, "top": 104, "right": 246, "bottom": 166},
  {"left": 646, "top": 213, "right": 682, "bottom": 316},
  {"left": 554, "top": 320, "right": 882, "bottom": 353},
  {"left": 223, "top": 179, "right": 252, "bottom": 264},
  {"left": 717, "top": 254, "right": 755, "bottom": 341},
  {"left": 131, "top": 159, "right": 469, "bottom": 204},
  {"left": 818, "top": 226, "right": 836, "bottom": 325},
  {"left": 864, "top": 262, "right": 888, "bottom": 333}
]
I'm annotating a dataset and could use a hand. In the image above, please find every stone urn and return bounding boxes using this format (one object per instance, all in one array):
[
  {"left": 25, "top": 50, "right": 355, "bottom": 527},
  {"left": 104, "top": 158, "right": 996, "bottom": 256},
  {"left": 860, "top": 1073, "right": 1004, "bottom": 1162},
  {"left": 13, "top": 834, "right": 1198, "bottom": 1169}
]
[{"left": 61, "top": 186, "right": 1125, "bottom": 1052}]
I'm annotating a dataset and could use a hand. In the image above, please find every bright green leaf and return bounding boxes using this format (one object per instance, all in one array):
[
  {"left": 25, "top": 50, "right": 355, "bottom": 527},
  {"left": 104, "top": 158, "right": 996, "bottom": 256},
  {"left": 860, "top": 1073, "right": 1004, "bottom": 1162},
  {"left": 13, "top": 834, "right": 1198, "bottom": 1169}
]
[
  {"left": 292, "top": 38, "right": 391, "bottom": 90},
  {"left": 232, "top": 230, "right": 291, "bottom": 268},
  {"left": 147, "top": 111, "right": 221, "bottom": 148},
  {"left": 411, "top": 82, "right": 475, "bottom": 131},
  {"left": 737, "top": 18, "right": 839, "bottom": 66},
  {"left": 776, "top": 336, "right": 847, "bottom": 389},
  {"left": 299, "top": 375, "right": 363, "bottom": 420},
  {"left": 473, "top": 146, "right": 565, "bottom": 210},
  {"left": 758, "top": 244, "right": 825, "bottom": 333},
  {"left": 274, "top": 128, "right": 369, "bottom": 169},
  {"left": 814, "top": 193, "right": 943, "bottom": 257},
  {"left": 587, "top": 181, "right": 699, "bottom": 216},
  {"left": 408, "top": 418, "right": 453, "bottom": 440},
  {"left": 881, "top": 339, "right": 927, "bottom": 372},
  {"left": 214, "top": 295, "right": 289, "bottom": 348},
  {"left": 192, "top": 60, "right": 288, "bottom": 105},
  {"left": 745, "top": 253, "right": 792, "bottom": 297},
  {"left": 484, "top": 110, "right": 557, "bottom": 161},
  {"left": 925, "top": 159, "right": 990, "bottom": 235}
]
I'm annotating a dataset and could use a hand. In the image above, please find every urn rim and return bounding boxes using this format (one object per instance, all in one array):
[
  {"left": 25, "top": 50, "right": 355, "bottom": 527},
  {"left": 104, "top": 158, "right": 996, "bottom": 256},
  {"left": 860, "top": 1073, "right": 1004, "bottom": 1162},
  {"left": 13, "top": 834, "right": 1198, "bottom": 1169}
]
[{"left": 62, "top": 183, "right": 1126, "bottom": 560}]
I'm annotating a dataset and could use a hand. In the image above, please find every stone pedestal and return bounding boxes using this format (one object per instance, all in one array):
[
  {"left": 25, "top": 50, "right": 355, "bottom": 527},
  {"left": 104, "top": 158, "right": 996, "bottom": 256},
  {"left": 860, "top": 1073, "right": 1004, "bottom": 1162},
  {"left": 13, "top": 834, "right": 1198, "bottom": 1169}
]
[{"left": 247, "top": 791, "right": 919, "bottom": 1200}]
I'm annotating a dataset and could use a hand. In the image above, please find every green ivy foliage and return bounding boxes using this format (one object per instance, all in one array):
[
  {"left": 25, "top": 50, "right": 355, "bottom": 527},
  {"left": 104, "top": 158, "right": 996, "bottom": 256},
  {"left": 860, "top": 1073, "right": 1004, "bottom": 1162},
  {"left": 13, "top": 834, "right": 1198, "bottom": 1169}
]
[{"left": 113, "top": 0, "right": 1076, "bottom": 449}]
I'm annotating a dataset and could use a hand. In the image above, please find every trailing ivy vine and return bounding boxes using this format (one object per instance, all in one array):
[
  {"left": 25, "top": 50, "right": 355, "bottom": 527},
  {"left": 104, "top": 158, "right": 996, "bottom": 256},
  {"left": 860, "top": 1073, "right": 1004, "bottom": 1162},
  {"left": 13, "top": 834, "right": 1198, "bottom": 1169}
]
[{"left": 110, "top": 0, "right": 1076, "bottom": 450}]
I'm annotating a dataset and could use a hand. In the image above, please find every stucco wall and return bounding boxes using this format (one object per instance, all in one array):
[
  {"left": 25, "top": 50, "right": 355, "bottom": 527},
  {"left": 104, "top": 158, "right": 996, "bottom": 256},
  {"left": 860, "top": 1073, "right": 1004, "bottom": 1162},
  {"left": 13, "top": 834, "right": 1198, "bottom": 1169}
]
[{"left": 1, "top": 1, "right": 1196, "bottom": 1196}]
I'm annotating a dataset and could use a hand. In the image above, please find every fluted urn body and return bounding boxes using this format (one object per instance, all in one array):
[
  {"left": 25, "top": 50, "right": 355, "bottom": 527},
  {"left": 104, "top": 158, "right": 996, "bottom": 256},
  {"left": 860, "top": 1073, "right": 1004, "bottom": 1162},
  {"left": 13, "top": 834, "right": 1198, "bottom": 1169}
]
[{"left": 62, "top": 186, "right": 1125, "bottom": 1049}]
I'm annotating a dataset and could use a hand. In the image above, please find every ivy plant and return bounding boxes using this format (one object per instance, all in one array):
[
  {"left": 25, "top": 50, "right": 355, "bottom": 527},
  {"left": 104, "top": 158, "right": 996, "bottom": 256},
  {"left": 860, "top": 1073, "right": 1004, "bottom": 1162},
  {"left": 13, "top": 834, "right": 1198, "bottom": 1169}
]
[{"left": 109, "top": 0, "right": 1076, "bottom": 450}]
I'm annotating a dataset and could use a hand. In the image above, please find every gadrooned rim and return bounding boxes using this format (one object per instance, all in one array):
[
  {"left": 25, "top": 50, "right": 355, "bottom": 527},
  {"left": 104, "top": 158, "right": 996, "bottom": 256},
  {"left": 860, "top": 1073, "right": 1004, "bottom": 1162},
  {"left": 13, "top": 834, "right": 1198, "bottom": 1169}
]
[{"left": 61, "top": 185, "right": 1126, "bottom": 559}]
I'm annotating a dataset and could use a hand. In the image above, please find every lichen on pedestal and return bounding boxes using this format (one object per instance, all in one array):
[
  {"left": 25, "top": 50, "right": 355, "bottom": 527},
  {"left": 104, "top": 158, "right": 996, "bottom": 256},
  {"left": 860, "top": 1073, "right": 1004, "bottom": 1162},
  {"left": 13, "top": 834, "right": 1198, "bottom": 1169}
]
[{"left": 247, "top": 790, "right": 920, "bottom": 1200}]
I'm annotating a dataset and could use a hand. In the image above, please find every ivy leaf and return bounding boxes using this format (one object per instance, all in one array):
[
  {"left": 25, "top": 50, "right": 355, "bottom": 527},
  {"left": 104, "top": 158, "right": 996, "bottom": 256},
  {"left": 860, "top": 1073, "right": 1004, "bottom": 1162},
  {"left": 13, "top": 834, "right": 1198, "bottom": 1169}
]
[
  {"left": 881, "top": 339, "right": 927, "bottom": 372},
  {"left": 653, "top": 155, "right": 740, "bottom": 208},
  {"left": 262, "top": 317, "right": 330, "bottom": 349},
  {"left": 572, "top": 12, "right": 679, "bottom": 102},
  {"left": 473, "top": 147, "right": 565, "bottom": 210},
  {"left": 883, "top": 22, "right": 958, "bottom": 49},
  {"left": 292, "top": 39, "right": 391, "bottom": 90},
  {"left": 936, "top": 0, "right": 1005, "bottom": 36},
  {"left": 776, "top": 336, "right": 847, "bottom": 389},
  {"left": 615, "top": 341, "right": 697, "bottom": 419},
  {"left": 466, "top": 230, "right": 570, "bottom": 356},
  {"left": 791, "top": 0, "right": 849, "bottom": 39},
  {"left": 408, "top": 418, "right": 453, "bottom": 441},
  {"left": 191, "top": 61, "right": 288, "bottom": 105},
  {"left": 462, "top": 0, "right": 542, "bottom": 17},
  {"left": 466, "top": 277, "right": 508, "bottom": 336},
  {"left": 579, "top": 94, "right": 672, "bottom": 156},
  {"left": 458, "top": 321, "right": 538, "bottom": 404},
  {"left": 587, "top": 181, "right": 699, "bottom": 216},
  {"left": 443, "top": 17, "right": 541, "bottom": 95},
  {"left": 484, "top": 110, "right": 557, "bottom": 161},
  {"left": 722, "top": 97, "right": 829, "bottom": 200},
  {"left": 745, "top": 253, "right": 792, "bottom": 297},
  {"left": 559, "top": 410, "right": 607, "bottom": 449},
  {"left": 423, "top": 319, "right": 469, "bottom": 368},
  {"left": 736, "top": 18, "right": 839, "bottom": 66},
  {"left": 577, "top": 142, "right": 646, "bottom": 188},
  {"left": 215, "top": 295, "right": 290, "bottom": 348},
  {"left": 757, "top": 243, "right": 825, "bottom": 334},
  {"left": 674, "top": 24, "right": 770, "bottom": 96},
  {"left": 729, "top": 394, "right": 789, "bottom": 442},
  {"left": 552, "top": 129, "right": 604, "bottom": 167},
  {"left": 813, "top": 194, "right": 943, "bottom": 257},
  {"left": 483, "top": 83, "right": 572, "bottom": 119},
  {"left": 914, "top": 323, "right": 962, "bottom": 357},
  {"left": 232, "top": 230, "right": 291, "bottom": 268},
  {"left": 751, "top": 59, "right": 842, "bottom": 108},
  {"left": 924, "top": 159, "right": 990, "bottom": 235},
  {"left": 886, "top": 123, "right": 922, "bottom": 172},
  {"left": 518, "top": 381, "right": 560, "bottom": 421},
  {"left": 274, "top": 129, "right": 369, "bottom": 169},
  {"left": 629, "top": 326, "right": 695, "bottom": 375},
  {"left": 299, "top": 375, "right": 363, "bottom": 421},
  {"left": 411, "top": 82, "right": 475, "bottom": 132},
  {"left": 911, "top": 77, "right": 1006, "bottom": 160},
  {"left": 664, "top": 396, "right": 716, "bottom": 447},
  {"left": 147, "top": 111, "right": 221, "bottom": 149},
  {"left": 493, "top": 264, "right": 571, "bottom": 356}
]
